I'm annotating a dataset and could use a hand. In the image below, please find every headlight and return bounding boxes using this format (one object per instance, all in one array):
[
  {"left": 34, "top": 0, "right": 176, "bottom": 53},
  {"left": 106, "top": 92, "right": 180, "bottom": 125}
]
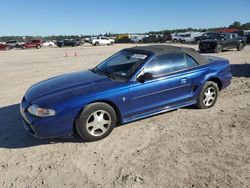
[{"left": 27, "top": 104, "right": 56, "bottom": 117}]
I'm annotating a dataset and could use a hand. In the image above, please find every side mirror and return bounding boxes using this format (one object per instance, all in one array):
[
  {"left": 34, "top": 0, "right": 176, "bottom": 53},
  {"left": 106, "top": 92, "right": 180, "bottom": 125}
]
[{"left": 137, "top": 72, "right": 153, "bottom": 83}]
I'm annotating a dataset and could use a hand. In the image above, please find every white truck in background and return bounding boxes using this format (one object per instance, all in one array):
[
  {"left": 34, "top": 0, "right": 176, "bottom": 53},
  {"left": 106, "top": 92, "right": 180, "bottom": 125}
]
[
  {"left": 90, "top": 36, "right": 115, "bottom": 46},
  {"left": 172, "top": 32, "right": 204, "bottom": 43}
]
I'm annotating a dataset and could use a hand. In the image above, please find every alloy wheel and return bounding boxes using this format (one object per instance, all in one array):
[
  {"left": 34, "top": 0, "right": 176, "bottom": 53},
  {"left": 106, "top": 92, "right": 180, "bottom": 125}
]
[
  {"left": 86, "top": 110, "right": 111, "bottom": 137},
  {"left": 203, "top": 87, "right": 216, "bottom": 107}
]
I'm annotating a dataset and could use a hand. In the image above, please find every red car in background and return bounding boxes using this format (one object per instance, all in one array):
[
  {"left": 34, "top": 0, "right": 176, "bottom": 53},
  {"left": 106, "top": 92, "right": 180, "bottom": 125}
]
[
  {"left": 21, "top": 40, "right": 42, "bottom": 49},
  {"left": 0, "top": 43, "right": 11, "bottom": 50}
]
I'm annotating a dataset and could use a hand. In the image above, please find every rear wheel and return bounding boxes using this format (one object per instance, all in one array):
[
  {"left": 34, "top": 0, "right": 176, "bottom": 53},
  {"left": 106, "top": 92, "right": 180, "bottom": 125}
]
[
  {"left": 214, "top": 44, "right": 222, "bottom": 53},
  {"left": 94, "top": 42, "right": 99, "bottom": 46},
  {"left": 237, "top": 42, "right": 244, "bottom": 51},
  {"left": 196, "top": 81, "right": 219, "bottom": 109},
  {"left": 36, "top": 45, "right": 41, "bottom": 49},
  {"left": 75, "top": 102, "right": 116, "bottom": 142}
]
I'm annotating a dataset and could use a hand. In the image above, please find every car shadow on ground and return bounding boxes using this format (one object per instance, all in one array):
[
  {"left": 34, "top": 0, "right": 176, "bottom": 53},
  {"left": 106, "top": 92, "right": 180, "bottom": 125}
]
[
  {"left": 0, "top": 104, "right": 83, "bottom": 149},
  {"left": 230, "top": 63, "right": 250, "bottom": 77}
]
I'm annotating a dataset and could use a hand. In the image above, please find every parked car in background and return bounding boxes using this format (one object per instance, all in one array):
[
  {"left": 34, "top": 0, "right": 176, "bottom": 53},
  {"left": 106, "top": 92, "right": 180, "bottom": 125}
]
[
  {"left": 75, "top": 39, "right": 85, "bottom": 46},
  {"left": 20, "top": 45, "right": 232, "bottom": 141},
  {"left": 0, "top": 43, "right": 11, "bottom": 50},
  {"left": 42, "top": 41, "right": 56, "bottom": 47},
  {"left": 199, "top": 33, "right": 247, "bottom": 53},
  {"left": 56, "top": 39, "right": 82, "bottom": 47},
  {"left": 179, "top": 32, "right": 204, "bottom": 43},
  {"left": 5, "top": 40, "right": 22, "bottom": 48},
  {"left": 246, "top": 33, "right": 250, "bottom": 44},
  {"left": 130, "top": 34, "right": 148, "bottom": 43},
  {"left": 171, "top": 33, "right": 186, "bottom": 42},
  {"left": 21, "top": 40, "right": 42, "bottom": 49},
  {"left": 115, "top": 35, "right": 131, "bottom": 43},
  {"left": 142, "top": 34, "right": 167, "bottom": 43},
  {"left": 90, "top": 36, "right": 115, "bottom": 46},
  {"left": 194, "top": 32, "right": 221, "bottom": 44}
]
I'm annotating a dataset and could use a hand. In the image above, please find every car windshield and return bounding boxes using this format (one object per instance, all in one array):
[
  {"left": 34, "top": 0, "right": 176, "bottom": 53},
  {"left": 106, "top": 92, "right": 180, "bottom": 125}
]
[{"left": 95, "top": 51, "right": 148, "bottom": 80}]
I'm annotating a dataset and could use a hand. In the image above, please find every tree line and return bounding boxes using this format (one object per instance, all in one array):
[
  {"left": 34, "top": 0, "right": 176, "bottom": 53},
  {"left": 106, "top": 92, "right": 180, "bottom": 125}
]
[{"left": 0, "top": 21, "right": 249, "bottom": 42}]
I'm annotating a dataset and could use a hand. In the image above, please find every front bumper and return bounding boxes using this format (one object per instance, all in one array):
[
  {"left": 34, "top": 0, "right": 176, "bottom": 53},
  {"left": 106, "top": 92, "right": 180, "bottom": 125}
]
[
  {"left": 199, "top": 43, "right": 216, "bottom": 52},
  {"left": 20, "top": 97, "right": 75, "bottom": 138}
]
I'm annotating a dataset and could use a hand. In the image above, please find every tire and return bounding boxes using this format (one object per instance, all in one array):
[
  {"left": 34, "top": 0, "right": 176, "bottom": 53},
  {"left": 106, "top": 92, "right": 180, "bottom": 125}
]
[
  {"left": 36, "top": 45, "right": 41, "bottom": 49},
  {"left": 214, "top": 44, "right": 222, "bottom": 53},
  {"left": 22, "top": 46, "right": 27, "bottom": 49},
  {"left": 94, "top": 42, "right": 99, "bottom": 46},
  {"left": 110, "top": 41, "right": 114, "bottom": 45},
  {"left": 173, "top": 39, "right": 177, "bottom": 43},
  {"left": 49, "top": 44, "right": 52, "bottom": 47},
  {"left": 5, "top": 46, "right": 10, "bottom": 50},
  {"left": 75, "top": 102, "right": 117, "bottom": 142},
  {"left": 196, "top": 40, "right": 201, "bottom": 44},
  {"left": 196, "top": 81, "right": 219, "bottom": 109},
  {"left": 237, "top": 42, "right": 244, "bottom": 51}
]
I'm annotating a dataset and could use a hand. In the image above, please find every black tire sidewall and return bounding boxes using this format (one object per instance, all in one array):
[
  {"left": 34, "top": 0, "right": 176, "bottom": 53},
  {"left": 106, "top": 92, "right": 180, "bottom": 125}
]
[
  {"left": 214, "top": 44, "right": 222, "bottom": 53},
  {"left": 76, "top": 103, "right": 116, "bottom": 141},
  {"left": 197, "top": 81, "right": 219, "bottom": 109},
  {"left": 237, "top": 43, "right": 244, "bottom": 51}
]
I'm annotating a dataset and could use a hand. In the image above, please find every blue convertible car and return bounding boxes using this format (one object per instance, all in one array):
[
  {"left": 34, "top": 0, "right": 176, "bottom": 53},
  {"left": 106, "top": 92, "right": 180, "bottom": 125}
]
[{"left": 20, "top": 45, "right": 232, "bottom": 141}]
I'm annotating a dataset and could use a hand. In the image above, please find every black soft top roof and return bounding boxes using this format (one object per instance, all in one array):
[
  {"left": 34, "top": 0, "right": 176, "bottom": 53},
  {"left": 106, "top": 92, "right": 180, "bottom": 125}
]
[{"left": 126, "top": 45, "right": 209, "bottom": 65}]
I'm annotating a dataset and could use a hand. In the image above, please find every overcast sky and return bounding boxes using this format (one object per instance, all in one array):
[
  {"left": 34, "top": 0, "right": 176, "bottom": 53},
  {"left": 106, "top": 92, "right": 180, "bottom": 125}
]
[{"left": 0, "top": 0, "right": 250, "bottom": 36}]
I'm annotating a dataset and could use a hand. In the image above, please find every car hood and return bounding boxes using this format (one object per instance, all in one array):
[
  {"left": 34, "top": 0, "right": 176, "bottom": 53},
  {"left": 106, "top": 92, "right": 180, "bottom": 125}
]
[
  {"left": 25, "top": 70, "right": 120, "bottom": 103},
  {"left": 201, "top": 39, "right": 220, "bottom": 43}
]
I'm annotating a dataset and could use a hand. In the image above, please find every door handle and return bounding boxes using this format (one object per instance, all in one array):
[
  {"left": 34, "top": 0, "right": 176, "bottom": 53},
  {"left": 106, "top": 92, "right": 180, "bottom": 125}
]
[{"left": 180, "top": 78, "right": 187, "bottom": 84}]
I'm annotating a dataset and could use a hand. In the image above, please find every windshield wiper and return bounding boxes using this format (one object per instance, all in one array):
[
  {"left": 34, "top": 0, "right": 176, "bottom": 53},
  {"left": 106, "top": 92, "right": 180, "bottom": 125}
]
[{"left": 94, "top": 67, "right": 117, "bottom": 80}]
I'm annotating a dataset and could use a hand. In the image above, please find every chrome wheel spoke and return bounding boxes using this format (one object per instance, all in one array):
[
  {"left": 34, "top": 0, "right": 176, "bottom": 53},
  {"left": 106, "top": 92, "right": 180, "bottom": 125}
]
[
  {"left": 102, "top": 119, "right": 111, "bottom": 125},
  {"left": 99, "top": 124, "right": 108, "bottom": 132},
  {"left": 203, "top": 87, "right": 216, "bottom": 107},
  {"left": 86, "top": 110, "right": 111, "bottom": 137}
]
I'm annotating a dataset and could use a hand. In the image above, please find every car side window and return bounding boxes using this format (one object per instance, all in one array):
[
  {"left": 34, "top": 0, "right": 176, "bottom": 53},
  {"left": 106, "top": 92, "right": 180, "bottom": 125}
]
[
  {"left": 232, "top": 33, "right": 237, "bottom": 39},
  {"left": 185, "top": 54, "right": 198, "bottom": 68},
  {"left": 144, "top": 54, "right": 187, "bottom": 77}
]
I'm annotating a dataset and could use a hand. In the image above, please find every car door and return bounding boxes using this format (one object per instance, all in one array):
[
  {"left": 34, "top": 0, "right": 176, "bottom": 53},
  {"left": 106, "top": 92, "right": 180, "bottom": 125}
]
[
  {"left": 127, "top": 53, "right": 195, "bottom": 119},
  {"left": 222, "top": 34, "right": 231, "bottom": 48},
  {"left": 231, "top": 33, "right": 239, "bottom": 47},
  {"left": 101, "top": 37, "right": 109, "bottom": 45}
]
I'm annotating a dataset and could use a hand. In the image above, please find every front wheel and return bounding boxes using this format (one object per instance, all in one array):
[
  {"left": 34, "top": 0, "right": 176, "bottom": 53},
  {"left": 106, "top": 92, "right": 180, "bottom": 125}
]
[
  {"left": 196, "top": 81, "right": 219, "bottom": 109},
  {"left": 237, "top": 42, "right": 244, "bottom": 51},
  {"left": 75, "top": 102, "right": 117, "bottom": 142},
  {"left": 196, "top": 40, "right": 201, "bottom": 44},
  {"left": 214, "top": 44, "right": 222, "bottom": 53}
]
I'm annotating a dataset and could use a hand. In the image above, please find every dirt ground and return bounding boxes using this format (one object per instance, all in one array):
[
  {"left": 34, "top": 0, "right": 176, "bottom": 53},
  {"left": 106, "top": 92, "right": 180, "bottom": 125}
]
[{"left": 0, "top": 43, "right": 250, "bottom": 188}]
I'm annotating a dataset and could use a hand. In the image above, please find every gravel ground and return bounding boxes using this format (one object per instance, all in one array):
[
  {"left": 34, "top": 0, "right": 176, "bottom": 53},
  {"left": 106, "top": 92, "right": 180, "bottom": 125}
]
[{"left": 0, "top": 43, "right": 249, "bottom": 188}]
